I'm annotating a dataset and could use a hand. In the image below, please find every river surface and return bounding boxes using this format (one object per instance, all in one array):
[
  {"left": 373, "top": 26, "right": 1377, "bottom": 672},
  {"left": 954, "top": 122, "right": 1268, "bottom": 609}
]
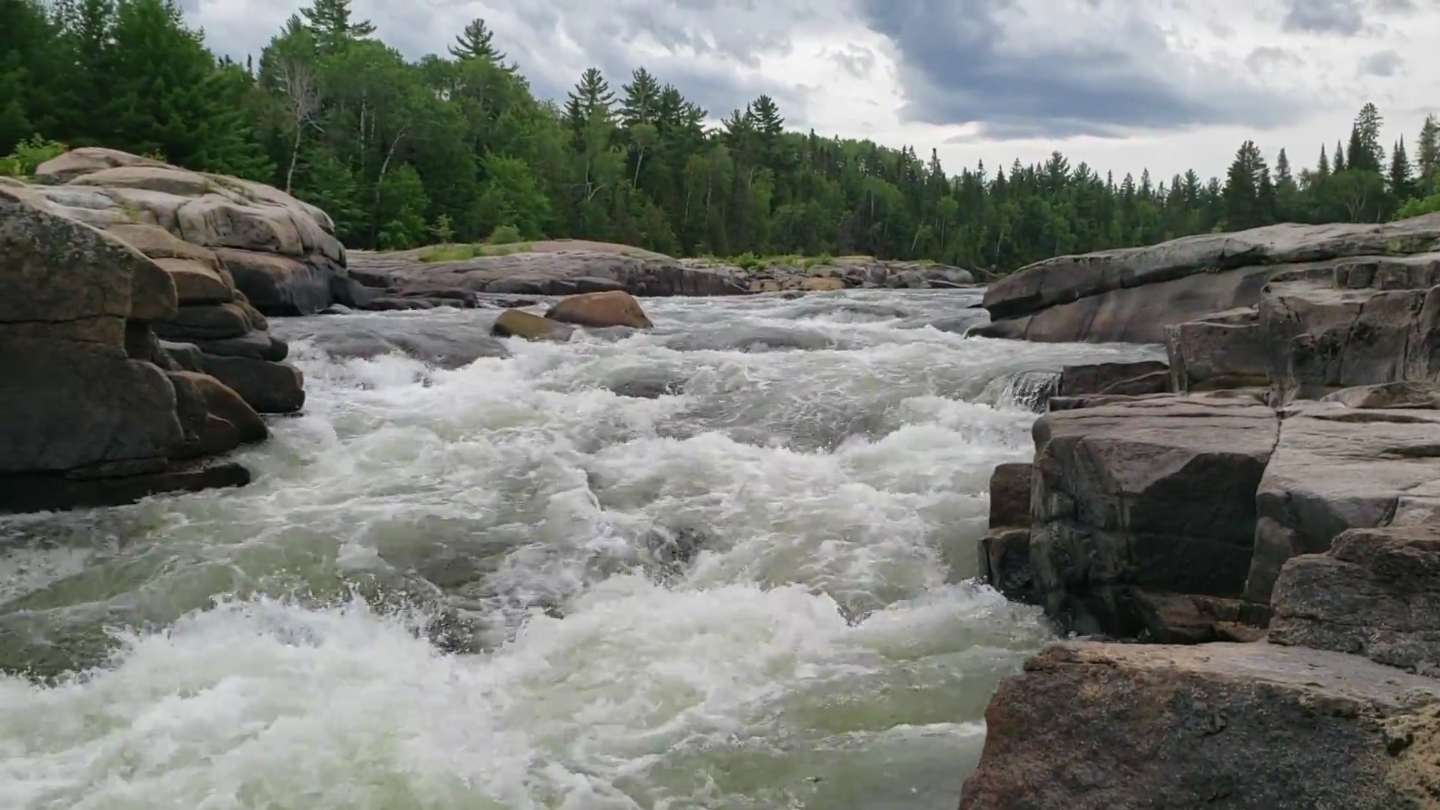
[{"left": 0, "top": 289, "right": 1160, "bottom": 810}]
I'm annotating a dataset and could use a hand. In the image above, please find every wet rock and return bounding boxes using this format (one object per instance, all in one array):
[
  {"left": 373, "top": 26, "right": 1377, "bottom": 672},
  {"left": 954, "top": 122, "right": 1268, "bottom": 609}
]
[
  {"left": 283, "top": 320, "right": 510, "bottom": 368},
  {"left": 0, "top": 459, "right": 251, "bottom": 514},
  {"left": 1244, "top": 404, "right": 1440, "bottom": 604},
  {"left": 216, "top": 247, "right": 337, "bottom": 316},
  {"left": 606, "top": 367, "right": 686, "bottom": 398},
  {"left": 979, "top": 212, "right": 1440, "bottom": 343},
  {"left": 159, "top": 340, "right": 204, "bottom": 372},
  {"left": 166, "top": 370, "right": 241, "bottom": 457},
  {"left": 491, "top": 309, "right": 574, "bottom": 342},
  {"left": 199, "top": 354, "right": 305, "bottom": 414},
  {"left": 171, "top": 371, "right": 268, "bottom": 445},
  {"left": 1030, "top": 396, "right": 1279, "bottom": 637},
  {"left": 959, "top": 641, "right": 1440, "bottom": 810},
  {"left": 988, "top": 462, "right": 1032, "bottom": 528},
  {"left": 545, "top": 290, "right": 654, "bottom": 329},
  {"left": 1056, "top": 360, "right": 1170, "bottom": 398},
  {"left": 1271, "top": 525, "right": 1440, "bottom": 672},
  {"left": 188, "top": 331, "right": 289, "bottom": 362},
  {"left": 978, "top": 463, "right": 1037, "bottom": 603}
]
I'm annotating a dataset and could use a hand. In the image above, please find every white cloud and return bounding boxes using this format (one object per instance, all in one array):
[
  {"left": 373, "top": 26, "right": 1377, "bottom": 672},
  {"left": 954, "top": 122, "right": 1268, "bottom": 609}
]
[{"left": 184, "top": 0, "right": 1440, "bottom": 182}]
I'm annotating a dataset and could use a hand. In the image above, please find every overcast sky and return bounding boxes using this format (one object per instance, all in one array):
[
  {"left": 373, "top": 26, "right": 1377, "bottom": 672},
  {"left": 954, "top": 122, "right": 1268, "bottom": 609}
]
[{"left": 183, "top": 0, "right": 1440, "bottom": 184}]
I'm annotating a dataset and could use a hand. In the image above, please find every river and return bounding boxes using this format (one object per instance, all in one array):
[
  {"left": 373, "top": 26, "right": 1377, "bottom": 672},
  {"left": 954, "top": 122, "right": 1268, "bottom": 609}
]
[{"left": 0, "top": 289, "right": 1161, "bottom": 810}]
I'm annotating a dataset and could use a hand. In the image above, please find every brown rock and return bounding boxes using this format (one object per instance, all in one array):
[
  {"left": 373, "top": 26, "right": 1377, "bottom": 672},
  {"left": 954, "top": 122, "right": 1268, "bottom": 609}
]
[
  {"left": 799, "top": 276, "right": 846, "bottom": 291},
  {"left": 1030, "top": 395, "right": 1279, "bottom": 637},
  {"left": 154, "top": 257, "right": 232, "bottom": 305},
  {"left": 1271, "top": 525, "right": 1440, "bottom": 672},
  {"left": 166, "top": 370, "right": 240, "bottom": 457},
  {"left": 987, "top": 462, "right": 1032, "bottom": 528},
  {"left": 198, "top": 354, "right": 305, "bottom": 414},
  {"left": 959, "top": 641, "right": 1440, "bottom": 810},
  {"left": 170, "top": 371, "right": 268, "bottom": 445},
  {"left": 546, "top": 290, "right": 654, "bottom": 329},
  {"left": 0, "top": 338, "right": 184, "bottom": 473},
  {"left": 1244, "top": 404, "right": 1440, "bottom": 604},
  {"left": 216, "top": 248, "right": 335, "bottom": 316},
  {"left": 1, "top": 186, "right": 172, "bottom": 330},
  {"left": 1056, "top": 360, "right": 1170, "bottom": 397},
  {"left": 491, "top": 309, "right": 574, "bottom": 342},
  {"left": 152, "top": 302, "right": 252, "bottom": 341}
]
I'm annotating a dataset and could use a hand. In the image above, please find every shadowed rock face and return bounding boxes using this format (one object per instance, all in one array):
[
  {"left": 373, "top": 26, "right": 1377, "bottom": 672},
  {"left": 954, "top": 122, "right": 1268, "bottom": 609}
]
[
  {"left": 959, "top": 642, "right": 1440, "bottom": 810},
  {"left": 0, "top": 184, "right": 260, "bottom": 513},
  {"left": 975, "top": 213, "right": 1440, "bottom": 344}
]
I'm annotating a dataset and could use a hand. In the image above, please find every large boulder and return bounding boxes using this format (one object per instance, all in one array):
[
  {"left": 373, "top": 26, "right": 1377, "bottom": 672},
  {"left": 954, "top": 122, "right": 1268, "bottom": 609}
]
[
  {"left": 1270, "top": 525, "right": 1440, "bottom": 672},
  {"left": 545, "top": 290, "right": 654, "bottom": 329},
  {"left": 977, "top": 213, "right": 1440, "bottom": 343},
  {"left": 29, "top": 149, "right": 354, "bottom": 316},
  {"left": 959, "top": 641, "right": 1440, "bottom": 810},
  {"left": 1029, "top": 396, "right": 1279, "bottom": 638},
  {"left": 0, "top": 186, "right": 262, "bottom": 513},
  {"left": 1243, "top": 404, "right": 1440, "bottom": 604}
]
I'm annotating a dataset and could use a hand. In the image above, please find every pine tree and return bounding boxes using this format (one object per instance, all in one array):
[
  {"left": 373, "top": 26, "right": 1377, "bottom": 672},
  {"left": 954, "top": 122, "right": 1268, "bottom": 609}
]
[
  {"left": 448, "top": 18, "right": 505, "bottom": 64},
  {"left": 299, "top": 0, "right": 374, "bottom": 53},
  {"left": 1389, "top": 136, "right": 1412, "bottom": 200},
  {"left": 1333, "top": 140, "right": 1346, "bottom": 172},
  {"left": 1347, "top": 103, "right": 1384, "bottom": 173},
  {"left": 1417, "top": 114, "right": 1439, "bottom": 196}
]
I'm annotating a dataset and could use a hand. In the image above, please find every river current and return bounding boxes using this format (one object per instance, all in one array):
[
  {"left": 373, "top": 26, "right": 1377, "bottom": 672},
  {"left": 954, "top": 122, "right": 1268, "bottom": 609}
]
[{"left": 0, "top": 289, "right": 1161, "bottom": 810}]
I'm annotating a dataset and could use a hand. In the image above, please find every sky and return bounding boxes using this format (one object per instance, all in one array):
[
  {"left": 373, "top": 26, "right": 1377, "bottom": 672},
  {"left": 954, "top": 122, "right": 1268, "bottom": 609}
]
[{"left": 181, "top": 0, "right": 1440, "bottom": 185}]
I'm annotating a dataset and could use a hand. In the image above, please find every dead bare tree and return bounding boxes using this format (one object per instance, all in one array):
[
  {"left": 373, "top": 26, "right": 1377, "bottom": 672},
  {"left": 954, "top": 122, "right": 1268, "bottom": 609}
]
[{"left": 276, "top": 57, "right": 323, "bottom": 194}]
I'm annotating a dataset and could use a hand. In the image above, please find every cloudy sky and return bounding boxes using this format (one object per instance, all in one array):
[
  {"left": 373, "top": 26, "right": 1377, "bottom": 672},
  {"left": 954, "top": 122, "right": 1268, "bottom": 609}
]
[{"left": 184, "top": 0, "right": 1440, "bottom": 184}]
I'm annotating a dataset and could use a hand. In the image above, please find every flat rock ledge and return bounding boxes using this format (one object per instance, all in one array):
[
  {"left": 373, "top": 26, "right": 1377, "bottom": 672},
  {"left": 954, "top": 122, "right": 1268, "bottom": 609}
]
[
  {"left": 963, "top": 215, "right": 1440, "bottom": 808},
  {"left": 0, "top": 147, "right": 344, "bottom": 513}
]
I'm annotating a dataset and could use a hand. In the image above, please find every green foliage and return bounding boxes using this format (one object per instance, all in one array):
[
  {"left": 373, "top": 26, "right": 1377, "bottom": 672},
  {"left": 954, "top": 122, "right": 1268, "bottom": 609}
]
[
  {"left": 0, "top": 133, "right": 65, "bottom": 176},
  {"left": 486, "top": 223, "right": 523, "bottom": 244},
  {"left": 4, "top": 2, "right": 1438, "bottom": 269}
]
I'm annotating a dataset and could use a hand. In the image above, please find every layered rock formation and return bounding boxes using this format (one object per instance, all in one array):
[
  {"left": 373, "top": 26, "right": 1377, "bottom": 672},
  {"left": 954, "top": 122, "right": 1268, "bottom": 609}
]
[
  {"left": 961, "top": 215, "right": 1440, "bottom": 809},
  {"left": 974, "top": 212, "right": 1440, "bottom": 343},
  {"left": 16, "top": 148, "right": 311, "bottom": 415},
  {"left": 23, "top": 146, "right": 385, "bottom": 319},
  {"left": 0, "top": 185, "right": 257, "bottom": 512}
]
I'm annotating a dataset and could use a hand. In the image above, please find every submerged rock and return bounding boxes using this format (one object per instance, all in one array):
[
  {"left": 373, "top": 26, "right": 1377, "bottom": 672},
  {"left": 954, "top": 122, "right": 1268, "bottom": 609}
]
[{"left": 491, "top": 309, "right": 574, "bottom": 342}]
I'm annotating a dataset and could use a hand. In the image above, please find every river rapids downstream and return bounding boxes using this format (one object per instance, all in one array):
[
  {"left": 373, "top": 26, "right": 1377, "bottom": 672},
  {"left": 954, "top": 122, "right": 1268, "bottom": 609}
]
[{"left": 0, "top": 289, "right": 1161, "bottom": 810}]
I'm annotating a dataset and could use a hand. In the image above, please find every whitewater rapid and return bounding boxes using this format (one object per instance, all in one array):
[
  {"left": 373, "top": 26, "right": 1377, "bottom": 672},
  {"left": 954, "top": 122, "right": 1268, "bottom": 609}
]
[{"left": 0, "top": 289, "right": 1162, "bottom": 809}]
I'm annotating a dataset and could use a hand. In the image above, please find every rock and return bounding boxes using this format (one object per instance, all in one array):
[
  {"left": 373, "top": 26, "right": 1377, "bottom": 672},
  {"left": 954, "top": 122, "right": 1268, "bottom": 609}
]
[
  {"left": 159, "top": 340, "right": 205, "bottom": 372},
  {"left": 491, "top": 310, "right": 574, "bottom": 342},
  {"left": 1270, "top": 525, "right": 1440, "bottom": 672},
  {"left": 1243, "top": 404, "right": 1440, "bottom": 604},
  {"left": 604, "top": 367, "right": 686, "bottom": 398},
  {"left": 170, "top": 371, "right": 268, "bottom": 445},
  {"left": 0, "top": 339, "right": 184, "bottom": 474},
  {"left": 153, "top": 257, "right": 232, "bottom": 305},
  {"left": 1262, "top": 281, "right": 1440, "bottom": 404},
  {"left": 33, "top": 146, "right": 166, "bottom": 184},
  {"left": 545, "top": 290, "right": 654, "bottom": 329},
  {"left": 199, "top": 354, "right": 305, "bottom": 414},
  {"left": 987, "top": 462, "right": 1032, "bottom": 528},
  {"left": 0, "top": 460, "right": 251, "bottom": 514},
  {"left": 1055, "top": 360, "right": 1170, "bottom": 397},
  {"left": 799, "top": 276, "right": 847, "bottom": 291},
  {"left": 979, "top": 463, "right": 1038, "bottom": 603},
  {"left": 188, "top": 331, "right": 288, "bottom": 362},
  {"left": 152, "top": 302, "right": 253, "bottom": 341},
  {"left": 959, "top": 641, "right": 1440, "bottom": 810},
  {"left": 1, "top": 186, "right": 175, "bottom": 332},
  {"left": 166, "top": 370, "right": 241, "bottom": 457},
  {"left": 1029, "top": 396, "right": 1279, "bottom": 637},
  {"left": 979, "top": 212, "right": 1440, "bottom": 343},
  {"left": 215, "top": 247, "right": 336, "bottom": 316},
  {"left": 350, "top": 242, "right": 750, "bottom": 300},
  {"left": 1321, "top": 381, "right": 1440, "bottom": 409},
  {"left": 1165, "top": 307, "right": 1272, "bottom": 392}
]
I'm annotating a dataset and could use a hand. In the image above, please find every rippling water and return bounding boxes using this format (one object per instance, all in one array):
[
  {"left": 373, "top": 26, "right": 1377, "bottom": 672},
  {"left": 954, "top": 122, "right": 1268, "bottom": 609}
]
[{"left": 0, "top": 289, "right": 1161, "bottom": 810}]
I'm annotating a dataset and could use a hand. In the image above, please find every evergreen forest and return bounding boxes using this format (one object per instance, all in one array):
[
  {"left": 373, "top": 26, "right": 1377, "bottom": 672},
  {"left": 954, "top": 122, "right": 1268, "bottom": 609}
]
[{"left": 3, "top": 0, "right": 1440, "bottom": 272}]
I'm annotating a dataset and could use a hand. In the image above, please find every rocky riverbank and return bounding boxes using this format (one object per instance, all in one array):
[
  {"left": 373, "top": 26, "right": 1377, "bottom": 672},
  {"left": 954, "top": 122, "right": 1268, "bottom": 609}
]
[
  {"left": 339, "top": 242, "right": 978, "bottom": 305},
  {"left": 962, "top": 214, "right": 1440, "bottom": 808},
  {"left": 0, "top": 147, "right": 330, "bottom": 512}
]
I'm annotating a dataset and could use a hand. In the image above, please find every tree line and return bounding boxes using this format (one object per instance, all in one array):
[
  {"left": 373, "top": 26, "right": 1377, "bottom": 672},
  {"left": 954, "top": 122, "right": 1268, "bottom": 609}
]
[{"left": 3, "top": 0, "right": 1439, "bottom": 272}]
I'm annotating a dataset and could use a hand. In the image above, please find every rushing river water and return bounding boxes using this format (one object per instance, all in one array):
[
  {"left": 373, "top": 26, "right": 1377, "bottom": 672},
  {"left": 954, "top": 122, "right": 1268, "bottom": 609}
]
[{"left": 0, "top": 289, "right": 1162, "bottom": 810}]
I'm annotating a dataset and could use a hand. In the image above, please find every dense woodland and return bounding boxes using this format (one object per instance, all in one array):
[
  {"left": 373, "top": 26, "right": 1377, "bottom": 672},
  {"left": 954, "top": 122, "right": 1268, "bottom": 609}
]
[{"left": 3, "top": 0, "right": 1440, "bottom": 272}]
